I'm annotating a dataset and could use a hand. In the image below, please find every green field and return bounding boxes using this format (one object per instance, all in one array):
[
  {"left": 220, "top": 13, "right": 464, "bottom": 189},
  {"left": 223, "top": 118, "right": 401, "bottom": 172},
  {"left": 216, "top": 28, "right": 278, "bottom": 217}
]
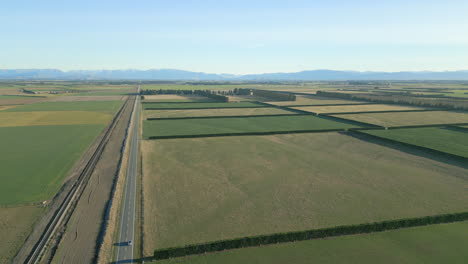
[
  {"left": 332, "top": 111, "right": 468, "bottom": 127},
  {"left": 0, "top": 124, "right": 105, "bottom": 205},
  {"left": 143, "top": 115, "right": 361, "bottom": 138},
  {"left": 142, "top": 133, "right": 468, "bottom": 254},
  {"left": 364, "top": 127, "right": 468, "bottom": 158},
  {"left": 4, "top": 100, "right": 123, "bottom": 113},
  {"left": 153, "top": 221, "right": 468, "bottom": 264},
  {"left": 143, "top": 107, "right": 296, "bottom": 119},
  {"left": 142, "top": 101, "right": 262, "bottom": 110}
]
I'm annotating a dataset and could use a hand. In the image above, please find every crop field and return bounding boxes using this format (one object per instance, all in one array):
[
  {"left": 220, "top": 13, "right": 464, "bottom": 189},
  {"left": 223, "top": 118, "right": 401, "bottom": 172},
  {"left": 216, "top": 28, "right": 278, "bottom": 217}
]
[
  {"left": 4, "top": 100, "right": 123, "bottom": 113},
  {"left": 0, "top": 96, "right": 45, "bottom": 105},
  {"left": 143, "top": 107, "right": 296, "bottom": 119},
  {"left": 0, "top": 111, "right": 113, "bottom": 127},
  {"left": 143, "top": 115, "right": 361, "bottom": 138},
  {"left": 0, "top": 94, "right": 125, "bottom": 263},
  {"left": 267, "top": 95, "right": 365, "bottom": 106},
  {"left": 143, "top": 94, "right": 214, "bottom": 102},
  {"left": 44, "top": 95, "right": 125, "bottom": 102},
  {"left": 364, "top": 127, "right": 468, "bottom": 158},
  {"left": 0, "top": 124, "right": 107, "bottom": 205},
  {"left": 142, "top": 133, "right": 468, "bottom": 254},
  {"left": 332, "top": 111, "right": 468, "bottom": 127},
  {"left": 142, "top": 101, "right": 262, "bottom": 110},
  {"left": 152, "top": 221, "right": 468, "bottom": 264},
  {"left": 0, "top": 206, "right": 44, "bottom": 263},
  {"left": 292, "top": 104, "right": 426, "bottom": 114}
]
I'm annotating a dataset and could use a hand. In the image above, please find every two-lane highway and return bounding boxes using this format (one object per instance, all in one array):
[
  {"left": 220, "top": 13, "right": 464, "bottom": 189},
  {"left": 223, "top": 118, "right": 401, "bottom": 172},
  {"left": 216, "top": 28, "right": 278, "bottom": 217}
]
[{"left": 116, "top": 87, "right": 140, "bottom": 263}]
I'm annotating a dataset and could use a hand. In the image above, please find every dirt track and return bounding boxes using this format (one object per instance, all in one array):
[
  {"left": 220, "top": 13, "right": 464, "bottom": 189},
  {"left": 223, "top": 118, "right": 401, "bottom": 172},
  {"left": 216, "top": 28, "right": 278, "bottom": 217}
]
[{"left": 46, "top": 95, "right": 134, "bottom": 263}]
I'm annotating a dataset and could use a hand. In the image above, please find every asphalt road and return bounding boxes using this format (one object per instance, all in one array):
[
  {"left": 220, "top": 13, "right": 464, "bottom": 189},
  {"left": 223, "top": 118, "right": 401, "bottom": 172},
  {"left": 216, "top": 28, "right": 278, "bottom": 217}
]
[{"left": 116, "top": 90, "right": 140, "bottom": 263}]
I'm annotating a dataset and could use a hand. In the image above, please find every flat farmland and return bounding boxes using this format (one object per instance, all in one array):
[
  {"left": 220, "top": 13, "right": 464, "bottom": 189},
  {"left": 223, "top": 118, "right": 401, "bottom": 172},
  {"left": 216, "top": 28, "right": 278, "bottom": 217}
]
[
  {"left": 5, "top": 100, "right": 123, "bottom": 113},
  {"left": 143, "top": 107, "right": 296, "bottom": 119},
  {"left": 44, "top": 95, "right": 125, "bottom": 102},
  {"left": 142, "top": 133, "right": 468, "bottom": 254},
  {"left": 332, "top": 111, "right": 468, "bottom": 127},
  {"left": 292, "top": 104, "right": 425, "bottom": 114},
  {"left": 364, "top": 127, "right": 468, "bottom": 158},
  {"left": 0, "top": 124, "right": 106, "bottom": 205},
  {"left": 152, "top": 221, "right": 468, "bottom": 264},
  {"left": 0, "top": 96, "right": 45, "bottom": 105},
  {"left": 143, "top": 115, "right": 361, "bottom": 138},
  {"left": 143, "top": 101, "right": 262, "bottom": 110},
  {"left": 0, "top": 111, "right": 112, "bottom": 127},
  {"left": 0, "top": 206, "right": 44, "bottom": 263},
  {"left": 143, "top": 94, "right": 214, "bottom": 102},
  {"left": 267, "top": 95, "right": 365, "bottom": 106}
]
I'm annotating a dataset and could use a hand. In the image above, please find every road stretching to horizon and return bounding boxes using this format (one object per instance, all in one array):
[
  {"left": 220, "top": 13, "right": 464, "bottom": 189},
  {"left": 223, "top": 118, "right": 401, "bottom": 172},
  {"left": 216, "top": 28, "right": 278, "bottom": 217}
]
[{"left": 116, "top": 88, "right": 140, "bottom": 263}]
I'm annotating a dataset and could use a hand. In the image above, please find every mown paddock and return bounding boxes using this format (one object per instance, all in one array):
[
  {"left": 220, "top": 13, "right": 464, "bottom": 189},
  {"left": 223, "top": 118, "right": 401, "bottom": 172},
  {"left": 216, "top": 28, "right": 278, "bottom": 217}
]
[
  {"left": 331, "top": 111, "right": 468, "bottom": 127},
  {"left": 143, "top": 107, "right": 298, "bottom": 119},
  {"left": 291, "top": 104, "right": 426, "bottom": 114},
  {"left": 142, "top": 115, "right": 363, "bottom": 138},
  {"left": 266, "top": 95, "right": 366, "bottom": 106},
  {"left": 142, "top": 101, "right": 263, "bottom": 110},
  {"left": 363, "top": 127, "right": 468, "bottom": 158},
  {"left": 141, "top": 133, "right": 468, "bottom": 255},
  {"left": 150, "top": 221, "right": 468, "bottom": 264}
]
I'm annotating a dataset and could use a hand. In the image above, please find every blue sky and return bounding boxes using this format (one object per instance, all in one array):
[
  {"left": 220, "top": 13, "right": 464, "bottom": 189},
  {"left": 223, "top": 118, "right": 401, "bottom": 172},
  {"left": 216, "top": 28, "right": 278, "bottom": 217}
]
[{"left": 1, "top": 0, "right": 468, "bottom": 74}]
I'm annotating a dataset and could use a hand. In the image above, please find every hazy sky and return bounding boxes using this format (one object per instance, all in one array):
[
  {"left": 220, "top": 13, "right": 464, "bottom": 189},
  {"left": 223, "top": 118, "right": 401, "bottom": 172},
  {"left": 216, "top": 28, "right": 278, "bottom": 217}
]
[{"left": 2, "top": 0, "right": 468, "bottom": 74}]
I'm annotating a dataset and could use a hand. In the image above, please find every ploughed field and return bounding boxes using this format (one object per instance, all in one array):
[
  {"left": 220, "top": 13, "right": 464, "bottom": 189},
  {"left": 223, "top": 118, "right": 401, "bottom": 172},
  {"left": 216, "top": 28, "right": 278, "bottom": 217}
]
[
  {"left": 0, "top": 98, "right": 123, "bottom": 263},
  {"left": 151, "top": 221, "right": 468, "bottom": 264},
  {"left": 143, "top": 115, "right": 363, "bottom": 138},
  {"left": 142, "top": 133, "right": 468, "bottom": 254}
]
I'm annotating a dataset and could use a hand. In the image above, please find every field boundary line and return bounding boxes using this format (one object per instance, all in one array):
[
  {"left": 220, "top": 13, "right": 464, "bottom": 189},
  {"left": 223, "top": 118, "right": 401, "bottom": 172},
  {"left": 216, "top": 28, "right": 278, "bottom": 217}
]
[
  {"left": 145, "top": 212, "right": 468, "bottom": 261},
  {"left": 146, "top": 128, "right": 361, "bottom": 140}
]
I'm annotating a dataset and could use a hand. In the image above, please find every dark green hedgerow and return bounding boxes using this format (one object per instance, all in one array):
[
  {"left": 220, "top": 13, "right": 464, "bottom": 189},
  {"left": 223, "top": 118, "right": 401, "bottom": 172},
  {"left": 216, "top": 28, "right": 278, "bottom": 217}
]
[{"left": 153, "top": 212, "right": 468, "bottom": 260}]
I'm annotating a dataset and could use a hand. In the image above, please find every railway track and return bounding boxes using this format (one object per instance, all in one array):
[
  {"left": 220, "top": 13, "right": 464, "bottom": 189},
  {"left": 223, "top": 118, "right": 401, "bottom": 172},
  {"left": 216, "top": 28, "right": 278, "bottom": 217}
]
[{"left": 24, "top": 95, "right": 135, "bottom": 264}]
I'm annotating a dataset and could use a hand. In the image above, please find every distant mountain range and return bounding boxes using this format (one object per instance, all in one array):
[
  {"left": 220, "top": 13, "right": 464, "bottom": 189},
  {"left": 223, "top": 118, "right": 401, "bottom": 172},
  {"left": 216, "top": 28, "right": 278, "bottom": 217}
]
[{"left": 1, "top": 69, "right": 468, "bottom": 81}]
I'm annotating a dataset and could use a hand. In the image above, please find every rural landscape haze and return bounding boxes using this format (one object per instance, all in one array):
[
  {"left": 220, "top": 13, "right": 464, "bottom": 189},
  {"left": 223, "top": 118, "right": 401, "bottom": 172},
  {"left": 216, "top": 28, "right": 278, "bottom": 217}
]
[{"left": 2, "top": 1, "right": 468, "bottom": 264}]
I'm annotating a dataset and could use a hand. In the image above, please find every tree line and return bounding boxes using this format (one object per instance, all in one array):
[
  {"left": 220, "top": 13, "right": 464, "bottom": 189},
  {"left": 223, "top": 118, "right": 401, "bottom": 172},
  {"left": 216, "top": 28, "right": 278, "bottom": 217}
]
[{"left": 153, "top": 211, "right": 468, "bottom": 260}]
